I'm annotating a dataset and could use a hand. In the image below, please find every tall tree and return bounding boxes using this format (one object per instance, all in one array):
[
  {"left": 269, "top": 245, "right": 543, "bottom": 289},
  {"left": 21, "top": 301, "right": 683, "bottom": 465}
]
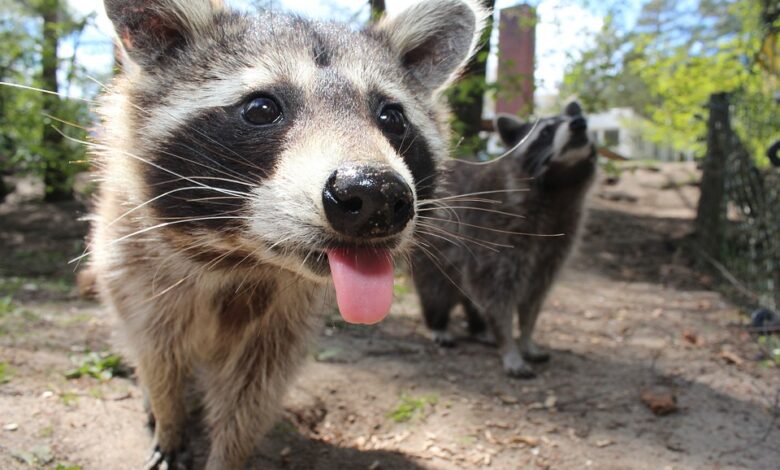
[
  {"left": 38, "top": 0, "right": 70, "bottom": 201},
  {"left": 3, "top": 0, "right": 90, "bottom": 201},
  {"left": 449, "top": 0, "right": 495, "bottom": 157},
  {"left": 369, "top": 0, "right": 385, "bottom": 22},
  {"left": 562, "top": 0, "right": 778, "bottom": 164}
]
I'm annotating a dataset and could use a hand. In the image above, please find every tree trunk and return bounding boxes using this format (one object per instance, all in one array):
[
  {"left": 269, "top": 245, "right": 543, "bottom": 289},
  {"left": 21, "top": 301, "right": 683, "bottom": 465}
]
[
  {"left": 369, "top": 0, "right": 385, "bottom": 22},
  {"left": 40, "top": 0, "right": 72, "bottom": 202},
  {"left": 0, "top": 173, "right": 8, "bottom": 203},
  {"left": 450, "top": 0, "right": 495, "bottom": 151},
  {"left": 695, "top": 92, "right": 731, "bottom": 261}
]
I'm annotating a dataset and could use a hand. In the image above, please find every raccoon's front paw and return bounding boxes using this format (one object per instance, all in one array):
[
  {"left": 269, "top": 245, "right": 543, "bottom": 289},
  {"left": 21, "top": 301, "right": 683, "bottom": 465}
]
[
  {"left": 471, "top": 329, "right": 496, "bottom": 345},
  {"left": 521, "top": 348, "right": 550, "bottom": 364},
  {"left": 502, "top": 353, "right": 536, "bottom": 379},
  {"left": 145, "top": 445, "right": 192, "bottom": 470},
  {"left": 432, "top": 330, "right": 456, "bottom": 348}
]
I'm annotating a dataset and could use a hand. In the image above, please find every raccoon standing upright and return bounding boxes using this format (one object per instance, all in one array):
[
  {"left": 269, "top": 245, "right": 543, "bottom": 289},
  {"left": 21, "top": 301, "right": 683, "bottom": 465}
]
[
  {"left": 91, "top": 0, "right": 486, "bottom": 467},
  {"left": 412, "top": 102, "right": 597, "bottom": 378}
]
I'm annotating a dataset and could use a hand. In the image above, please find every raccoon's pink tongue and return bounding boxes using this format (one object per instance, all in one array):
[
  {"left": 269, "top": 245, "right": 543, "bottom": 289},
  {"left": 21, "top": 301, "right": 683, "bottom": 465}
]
[{"left": 327, "top": 248, "right": 394, "bottom": 325}]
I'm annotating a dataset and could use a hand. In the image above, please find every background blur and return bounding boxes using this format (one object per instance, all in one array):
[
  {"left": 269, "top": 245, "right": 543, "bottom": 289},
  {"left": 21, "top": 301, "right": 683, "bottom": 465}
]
[{"left": 0, "top": 1, "right": 778, "bottom": 469}]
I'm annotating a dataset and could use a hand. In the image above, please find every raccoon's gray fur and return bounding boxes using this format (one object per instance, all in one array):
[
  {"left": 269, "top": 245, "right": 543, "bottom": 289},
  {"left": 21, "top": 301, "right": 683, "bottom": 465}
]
[
  {"left": 91, "top": 0, "right": 486, "bottom": 468},
  {"left": 411, "top": 102, "right": 596, "bottom": 378}
]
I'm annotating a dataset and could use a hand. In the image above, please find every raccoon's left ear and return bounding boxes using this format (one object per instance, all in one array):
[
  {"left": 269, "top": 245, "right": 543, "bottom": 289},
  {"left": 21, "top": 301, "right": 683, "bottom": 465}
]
[
  {"left": 373, "top": 0, "right": 489, "bottom": 95},
  {"left": 104, "top": 0, "right": 224, "bottom": 69},
  {"left": 495, "top": 114, "right": 532, "bottom": 147}
]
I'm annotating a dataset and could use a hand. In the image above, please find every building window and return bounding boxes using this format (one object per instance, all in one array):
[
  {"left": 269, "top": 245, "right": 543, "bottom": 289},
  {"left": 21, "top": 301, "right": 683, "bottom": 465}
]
[{"left": 604, "top": 129, "right": 620, "bottom": 147}]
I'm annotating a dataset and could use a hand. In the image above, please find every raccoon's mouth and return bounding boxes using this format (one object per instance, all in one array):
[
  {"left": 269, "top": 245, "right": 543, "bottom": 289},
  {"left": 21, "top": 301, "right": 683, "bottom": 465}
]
[{"left": 284, "top": 239, "right": 403, "bottom": 325}]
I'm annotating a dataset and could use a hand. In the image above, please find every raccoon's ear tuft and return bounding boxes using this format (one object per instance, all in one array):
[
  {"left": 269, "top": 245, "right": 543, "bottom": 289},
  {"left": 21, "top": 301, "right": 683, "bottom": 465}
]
[
  {"left": 104, "top": 0, "right": 224, "bottom": 69},
  {"left": 564, "top": 101, "right": 583, "bottom": 117},
  {"left": 495, "top": 114, "right": 532, "bottom": 147},
  {"left": 374, "top": 0, "right": 489, "bottom": 95}
]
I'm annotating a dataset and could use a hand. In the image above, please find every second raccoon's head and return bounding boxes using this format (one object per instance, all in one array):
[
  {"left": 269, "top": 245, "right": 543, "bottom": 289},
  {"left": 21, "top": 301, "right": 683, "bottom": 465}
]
[
  {"left": 495, "top": 101, "right": 596, "bottom": 177},
  {"left": 101, "top": 0, "right": 486, "bottom": 323}
]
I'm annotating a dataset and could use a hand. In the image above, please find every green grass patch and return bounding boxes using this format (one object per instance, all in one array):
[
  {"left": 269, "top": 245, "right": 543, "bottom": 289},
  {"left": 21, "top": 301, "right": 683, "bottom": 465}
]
[
  {"left": 0, "top": 362, "right": 13, "bottom": 384},
  {"left": 393, "top": 282, "right": 410, "bottom": 296},
  {"left": 0, "top": 295, "right": 14, "bottom": 316},
  {"left": 60, "top": 391, "right": 79, "bottom": 407},
  {"left": 0, "top": 276, "right": 73, "bottom": 297},
  {"left": 38, "top": 425, "right": 54, "bottom": 438},
  {"left": 386, "top": 393, "right": 438, "bottom": 423},
  {"left": 65, "top": 351, "right": 130, "bottom": 382},
  {"left": 56, "top": 464, "right": 82, "bottom": 470},
  {"left": 758, "top": 335, "right": 780, "bottom": 367}
]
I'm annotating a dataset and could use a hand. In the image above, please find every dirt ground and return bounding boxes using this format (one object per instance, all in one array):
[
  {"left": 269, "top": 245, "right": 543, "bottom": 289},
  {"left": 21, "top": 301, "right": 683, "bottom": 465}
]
[{"left": 1, "top": 163, "right": 778, "bottom": 470}]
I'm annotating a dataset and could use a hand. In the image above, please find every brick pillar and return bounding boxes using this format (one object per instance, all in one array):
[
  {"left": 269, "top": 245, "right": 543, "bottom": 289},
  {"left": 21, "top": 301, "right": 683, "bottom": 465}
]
[{"left": 496, "top": 4, "right": 536, "bottom": 116}]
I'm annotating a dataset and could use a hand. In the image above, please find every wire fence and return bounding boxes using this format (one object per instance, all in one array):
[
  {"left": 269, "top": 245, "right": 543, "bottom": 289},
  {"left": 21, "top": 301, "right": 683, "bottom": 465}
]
[{"left": 716, "top": 92, "right": 780, "bottom": 310}]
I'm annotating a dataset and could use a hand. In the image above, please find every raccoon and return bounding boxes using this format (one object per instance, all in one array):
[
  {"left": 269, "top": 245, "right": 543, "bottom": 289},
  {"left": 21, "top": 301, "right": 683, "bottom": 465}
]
[
  {"left": 91, "top": 0, "right": 486, "bottom": 468},
  {"left": 411, "top": 102, "right": 596, "bottom": 378}
]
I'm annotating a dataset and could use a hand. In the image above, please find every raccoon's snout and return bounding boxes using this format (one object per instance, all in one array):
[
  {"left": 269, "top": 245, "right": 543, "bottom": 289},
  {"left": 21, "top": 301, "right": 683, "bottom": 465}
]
[
  {"left": 569, "top": 116, "right": 587, "bottom": 132},
  {"left": 322, "top": 165, "right": 414, "bottom": 238}
]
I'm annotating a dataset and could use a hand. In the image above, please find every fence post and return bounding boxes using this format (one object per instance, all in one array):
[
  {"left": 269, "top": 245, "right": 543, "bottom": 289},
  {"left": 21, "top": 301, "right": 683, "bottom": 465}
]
[{"left": 695, "top": 93, "right": 731, "bottom": 262}]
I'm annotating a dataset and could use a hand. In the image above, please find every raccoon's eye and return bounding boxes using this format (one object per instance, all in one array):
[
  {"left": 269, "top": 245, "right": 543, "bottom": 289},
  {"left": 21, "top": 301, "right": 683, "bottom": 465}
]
[
  {"left": 378, "top": 105, "right": 407, "bottom": 135},
  {"left": 242, "top": 96, "right": 282, "bottom": 126}
]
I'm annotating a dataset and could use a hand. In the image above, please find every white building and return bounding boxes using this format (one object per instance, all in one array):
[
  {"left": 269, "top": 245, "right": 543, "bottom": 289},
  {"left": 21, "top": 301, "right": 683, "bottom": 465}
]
[{"left": 587, "top": 108, "right": 692, "bottom": 161}]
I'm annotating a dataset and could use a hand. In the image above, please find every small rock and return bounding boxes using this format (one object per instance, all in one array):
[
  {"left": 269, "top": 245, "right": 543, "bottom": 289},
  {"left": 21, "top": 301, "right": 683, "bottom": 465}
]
[
  {"left": 595, "top": 439, "right": 614, "bottom": 448},
  {"left": 544, "top": 396, "right": 558, "bottom": 409},
  {"left": 279, "top": 447, "right": 291, "bottom": 458},
  {"left": 499, "top": 394, "right": 518, "bottom": 405},
  {"left": 511, "top": 435, "right": 540, "bottom": 447},
  {"left": 751, "top": 308, "right": 779, "bottom": 330},
  {"left": 640, "top": 388, "right": 678, "bottom": 416},
  {"left": 682, "top": 330, "right": 701, "bottom": 346},
  {"left": 369, "top": 461, "right": 381, "bottom": 470},
  {"left": 719, "top": 349, "right": 743, "bottom": 366},
  {"left": 4, "top": 423, "right": 19, "bottom": 431}
]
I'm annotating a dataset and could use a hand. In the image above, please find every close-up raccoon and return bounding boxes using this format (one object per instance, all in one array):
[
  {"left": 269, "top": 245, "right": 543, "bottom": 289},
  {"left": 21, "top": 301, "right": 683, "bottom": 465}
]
[
  {"left": 411, "top": 102, "right": 597, "bottom": 378},
  {"left": 90, "top": 0, "right": 486, "bottom": 468}
]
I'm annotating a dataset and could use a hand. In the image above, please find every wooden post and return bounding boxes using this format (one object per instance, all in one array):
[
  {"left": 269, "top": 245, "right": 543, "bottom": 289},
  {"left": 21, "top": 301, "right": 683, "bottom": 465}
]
[{"left": 695, "top": 93, "right": 731, "bottom": 262}]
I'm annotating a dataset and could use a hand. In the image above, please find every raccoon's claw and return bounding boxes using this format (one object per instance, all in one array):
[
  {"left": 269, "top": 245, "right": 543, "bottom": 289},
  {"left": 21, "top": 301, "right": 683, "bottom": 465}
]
[
  {"left": 522, "top": 349, "right": 550, "bottom": 363},
  {"left": 432, "top": 330, "right": 456, "bottom": 348},
  {"left": 145, "top": 445, "right": 191, "bottom": 470},
  {"left": 520, "top": 342, "right": 551, "bottom": 363},
  {"left": 502, "top": 353, "right": 536, "bottom": 379}
]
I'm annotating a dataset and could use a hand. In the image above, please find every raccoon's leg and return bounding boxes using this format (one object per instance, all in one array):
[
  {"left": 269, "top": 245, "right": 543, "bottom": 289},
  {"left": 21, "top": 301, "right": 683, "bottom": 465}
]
[
  {"left": 420, "top": 294, "right": 458, "bottom": 347},
  {"left": 463, "top": 297, "right": 494, "bottom": 344},
  {"left": 478, "top": 299, "right": 536, "bottom": 379},
  {"left": 518, "top": 298, "right": 551, "bottom": 363},
  {"left": 137, "top": 349, "right": 192, "bottom": 470},
  {"left": 202, "top": 324, "right": 308, "bottom": 469},
  {"left": 413, "top": 264, "right": 459, "bottom": 347}
]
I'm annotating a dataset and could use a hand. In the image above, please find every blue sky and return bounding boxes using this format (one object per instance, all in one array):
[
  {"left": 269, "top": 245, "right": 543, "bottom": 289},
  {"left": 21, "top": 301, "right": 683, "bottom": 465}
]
[{"left": 64, "top": 0, "right": 640, "bottom": 96}]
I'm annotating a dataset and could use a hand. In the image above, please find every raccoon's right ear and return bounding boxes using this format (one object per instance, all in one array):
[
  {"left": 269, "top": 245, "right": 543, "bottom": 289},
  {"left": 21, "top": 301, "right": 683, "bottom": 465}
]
[
  {"left": 373, "top": 0, "right": 489, "bottom": 95},
  {"left": 104, "top": 0, "right": 224, "bottom": 69},
  {"left": 495, "top": 114, "right": 532, "bottom": 147}
]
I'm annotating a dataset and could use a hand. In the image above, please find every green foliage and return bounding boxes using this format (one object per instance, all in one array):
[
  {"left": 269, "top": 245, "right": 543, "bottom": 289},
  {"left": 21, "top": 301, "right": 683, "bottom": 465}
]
[
  {"left": 758, "top": 335, "right": 780, "bottom": 367},
  {"left": 0, "top": 361, "right": 12, "bottom": 383},
  {"left": 562, "top": 0, "right": 778, "bottom": 165},
  {"left": 60, "top": 391, "right": 78, "bottom": 406},
  {"left": 55, "top": 465, "right": 82, "bottom": 470},
  {"left": 386, "top": 393, "right": 437, "bottom": 423},
  {"left": 0, "top": 295, "right": 14, "bottom": 316},
  {"left": 0, "top": 0, "right": 94, "bottom": 198},
  {"left": 65, "top": 351, "right": 129, "bottom": 381}
]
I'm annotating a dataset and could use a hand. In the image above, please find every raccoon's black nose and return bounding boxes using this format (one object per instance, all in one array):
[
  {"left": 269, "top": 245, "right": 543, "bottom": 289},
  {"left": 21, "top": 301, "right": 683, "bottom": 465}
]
[
  {"left": 323, "top": 165, "right": 414, "bottom": 238},
  {"left": 569, "top": 117, "right": 587, "bottom": 132}
]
